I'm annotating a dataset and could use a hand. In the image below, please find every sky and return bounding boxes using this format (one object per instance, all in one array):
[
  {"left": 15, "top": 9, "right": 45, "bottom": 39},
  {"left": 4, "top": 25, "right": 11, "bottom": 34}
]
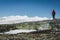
[{"left": 0, "top": 0, "right": 60, "bottom": 18}]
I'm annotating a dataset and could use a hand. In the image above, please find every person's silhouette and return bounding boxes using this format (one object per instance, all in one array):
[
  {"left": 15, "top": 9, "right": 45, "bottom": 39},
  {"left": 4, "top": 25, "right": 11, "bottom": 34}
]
[{"left": 52, "top": 10, "right": 56, "bottom": 19}]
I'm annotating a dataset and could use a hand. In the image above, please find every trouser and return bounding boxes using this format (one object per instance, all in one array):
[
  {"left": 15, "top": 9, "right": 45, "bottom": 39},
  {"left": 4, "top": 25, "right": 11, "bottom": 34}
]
[{"left": 52, "top": 14, "right": 55, "bottom": 19}]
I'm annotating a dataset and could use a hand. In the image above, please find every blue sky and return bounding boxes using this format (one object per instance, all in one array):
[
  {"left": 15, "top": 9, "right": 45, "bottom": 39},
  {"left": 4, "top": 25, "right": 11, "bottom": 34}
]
[{"left": 0, "top": 0, "right": 60, "bottom": 18}]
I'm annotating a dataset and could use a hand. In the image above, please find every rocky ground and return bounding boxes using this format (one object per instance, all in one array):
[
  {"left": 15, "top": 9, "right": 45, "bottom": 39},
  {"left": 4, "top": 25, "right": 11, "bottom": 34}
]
[
  {"left": 0, "top": 32, "right": 60, "bottom": 40},
  {"left": 0, "top": 19, "right": 60, "bottom": 40}
]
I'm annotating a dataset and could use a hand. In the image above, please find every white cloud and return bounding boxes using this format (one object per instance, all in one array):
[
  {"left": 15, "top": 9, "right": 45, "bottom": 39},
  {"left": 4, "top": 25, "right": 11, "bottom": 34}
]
[{"left": 0, "top": 15, "right": 52, "bottom": 24}]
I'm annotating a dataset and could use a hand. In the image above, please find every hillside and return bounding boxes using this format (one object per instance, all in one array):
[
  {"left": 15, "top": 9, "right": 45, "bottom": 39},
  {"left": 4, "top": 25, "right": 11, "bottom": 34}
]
[
  {"left": 0, "top": 19, "right": 52, "bottom": 33},
  {"left": 0, "top": 19, "right": 60, "bottom": 33},
  {"left": 0, "top": 19, "right": 60, "bottom": 40}
]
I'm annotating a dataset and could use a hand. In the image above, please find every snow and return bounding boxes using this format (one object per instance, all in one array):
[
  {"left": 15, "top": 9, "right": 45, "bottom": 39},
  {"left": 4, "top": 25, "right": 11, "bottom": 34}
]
[{"left": 4, "top": 29, "right": 36, "bottom": 34}]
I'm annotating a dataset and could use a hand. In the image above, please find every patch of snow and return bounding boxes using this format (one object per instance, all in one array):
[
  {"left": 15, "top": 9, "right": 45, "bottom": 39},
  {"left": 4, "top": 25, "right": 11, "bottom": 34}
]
[{"left": 4, "top": 29, "right": 37, "bottom": 34}]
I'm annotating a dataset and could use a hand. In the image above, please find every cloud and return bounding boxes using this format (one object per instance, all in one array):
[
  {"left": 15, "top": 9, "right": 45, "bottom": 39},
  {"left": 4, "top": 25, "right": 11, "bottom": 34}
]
[{"left": 0, "top": 15, "right": 52, "bottom": 24}]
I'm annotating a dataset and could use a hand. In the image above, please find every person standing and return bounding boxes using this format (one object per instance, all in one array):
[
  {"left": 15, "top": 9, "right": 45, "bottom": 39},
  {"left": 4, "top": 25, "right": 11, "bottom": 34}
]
[{"left": 52, "top": 9, "right": 56, "bottom": 19}]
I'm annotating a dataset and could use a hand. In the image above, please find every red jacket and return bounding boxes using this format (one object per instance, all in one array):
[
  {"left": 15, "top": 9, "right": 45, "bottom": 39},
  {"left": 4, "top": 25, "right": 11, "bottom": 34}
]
[{"left": 52, "top": 10, "right": 55, "bottom": 15}]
